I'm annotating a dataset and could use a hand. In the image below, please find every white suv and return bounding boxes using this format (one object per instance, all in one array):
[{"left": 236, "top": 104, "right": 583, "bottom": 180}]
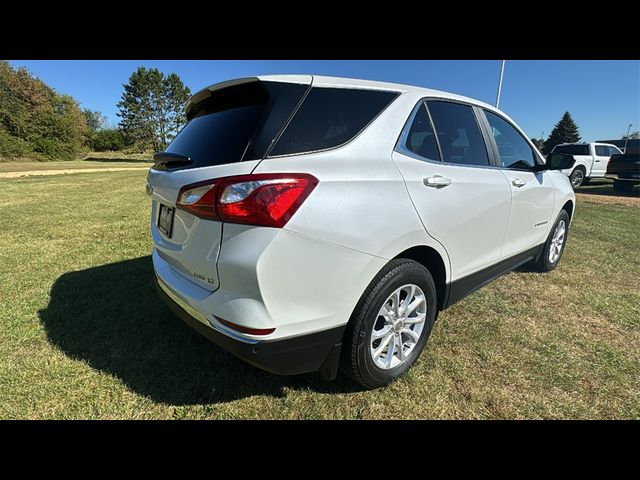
[{"left": 147, "top": 75, "right": 576, "bottom": 388}]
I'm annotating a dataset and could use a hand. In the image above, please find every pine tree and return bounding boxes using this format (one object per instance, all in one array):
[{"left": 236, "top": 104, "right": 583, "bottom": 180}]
[
  {"left": 530, "top": 138, "right": 545, "bottom": 152},
  {"left": 543, "top": 112, "right": 581, "bottom": 154},
  {"left": 117, "top": 67, "right": 191, "bottom": 151}
]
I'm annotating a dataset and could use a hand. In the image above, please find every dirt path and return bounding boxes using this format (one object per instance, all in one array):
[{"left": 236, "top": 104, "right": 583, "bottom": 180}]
[
  {"left": 576, "top": 192, "right": 640, "bottom": 207},
  {"left": 0, "top": 166, "right": 149, "bottom": 179}
]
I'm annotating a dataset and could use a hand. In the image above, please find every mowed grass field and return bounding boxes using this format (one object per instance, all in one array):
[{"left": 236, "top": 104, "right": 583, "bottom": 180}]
[{"left": 0, "top": 169, "right": 638, "bottom": 419}]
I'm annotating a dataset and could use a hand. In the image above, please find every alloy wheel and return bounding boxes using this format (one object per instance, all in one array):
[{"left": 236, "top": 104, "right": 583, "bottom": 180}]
[{"left": 369, "top": 284, "right": 427, "bottom": 370}]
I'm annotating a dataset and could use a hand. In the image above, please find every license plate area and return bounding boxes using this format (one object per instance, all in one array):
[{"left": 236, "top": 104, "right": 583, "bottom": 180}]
[{"left": 158, "top": 204, "right": 175, "bottom": 238}]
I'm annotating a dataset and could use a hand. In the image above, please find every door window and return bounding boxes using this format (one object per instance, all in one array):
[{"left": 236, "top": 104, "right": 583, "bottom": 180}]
[
  {"left": 402, "top": 103, "right": 441, "bottom": 161},
  {"left": 608, "top": 146, "right": 622, "bottom": 156},
  {"left": 426, "top": 101, "right": 490, "bottom": 166},
  {"left": 484, "top": 110, "right": 537, "bottom": 169},
  {"left": 595, "top": 145, "right": 609, "bottom": 156}
]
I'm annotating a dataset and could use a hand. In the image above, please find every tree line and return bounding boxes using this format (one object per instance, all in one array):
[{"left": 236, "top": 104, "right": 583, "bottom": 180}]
[
  {"left": 0, "top": 61, "right": 190, "bottom": 160},
  {"left": 1, "top": 60, "right": 637, "bottom": 161}
]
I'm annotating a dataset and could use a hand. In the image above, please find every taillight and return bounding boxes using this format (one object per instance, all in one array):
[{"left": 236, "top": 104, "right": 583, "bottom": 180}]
[
  {"left": 176, "top": 179, "right": 219, "bottom": 220},
  {"left": 176, "top": 173, "right": 318, "bottom": 228}
]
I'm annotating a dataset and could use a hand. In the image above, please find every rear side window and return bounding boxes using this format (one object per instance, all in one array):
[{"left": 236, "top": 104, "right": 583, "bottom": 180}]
[
  {"left": 269, "top": 87, "right": 398, "bottom": 156},
  {"left": 162, "top": 81, "right": 307, "bottom": 170},
  {"left": 553, "top": 144, "right": 589, "bottom": 155},
  {"left": 595, "top": 145, "right": 609, "bottom": 156},
  {"left": 403, "top": 103, "right": 441, "bottom": 161},
  {"left": 426, "top": 101, "right": 489, "bottom": 166},
  {"left": 484, "top": 110, "right": 537, "bottom": 169}
]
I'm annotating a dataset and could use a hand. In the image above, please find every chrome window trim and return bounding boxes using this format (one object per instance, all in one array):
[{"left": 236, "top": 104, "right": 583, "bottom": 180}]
[{"left": 394, "top": 97, "right": 501, "bottom": 171}]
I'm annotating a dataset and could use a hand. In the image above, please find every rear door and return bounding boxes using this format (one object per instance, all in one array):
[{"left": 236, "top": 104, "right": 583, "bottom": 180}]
[
  {"left": 147, "top": 78, "right": 310, "bottom": 290},
  {"left": 592, "top": 144, "right": 612, "bottom": 177},
  {"left": 481, "top": 109, "right": 555, "bottom": 258},
  {"left": 392, "top": 99, "right": 512, "bottom": 281}
]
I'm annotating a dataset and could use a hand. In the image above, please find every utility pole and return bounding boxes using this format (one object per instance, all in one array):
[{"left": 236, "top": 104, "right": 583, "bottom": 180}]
[
  {"left": 495, "top": 60, "right": 506, "bottom": 108},
  {"left": 623, "top": 123, "right": 633, "bottom": 153}
]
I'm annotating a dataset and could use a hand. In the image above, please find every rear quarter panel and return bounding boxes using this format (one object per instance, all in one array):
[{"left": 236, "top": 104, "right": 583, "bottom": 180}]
[{"left": 252, "top": 91, "right": 451, "bottom": 275}]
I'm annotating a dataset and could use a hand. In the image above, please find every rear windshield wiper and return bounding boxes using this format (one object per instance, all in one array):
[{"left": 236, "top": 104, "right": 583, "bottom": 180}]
[{"left": 153, "top": 151, "right": 192, "bottom": 169}]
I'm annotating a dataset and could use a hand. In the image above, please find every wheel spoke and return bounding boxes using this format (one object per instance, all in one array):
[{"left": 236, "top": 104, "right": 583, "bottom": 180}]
[
  {"left": 397, "top": 335, "right": 405, "bottom": 361},
  {"left": 385, "top": 335, "right": 396, "bottom": 367},
  {"left": 404, "top": 312, "right": 426, "bottom": 324},
  {"left": 400, "top": 285, "right": 415, "bottom": 312},
  {"left": 379, "top": 306, "right": 393, "bottom": 323},
  {"left": 391, "top": 290, "right": 401, "bottom": 315},
  {"left": 405, "top": 295, "right": 424, "bottom": 315},
  {"left": 373, "top": 333, "right": 394, "bottom": 360},
  {"left": 402, "top": 327, "right": 420, "bottom": 343},
  {"left": 372, "top": 325, "right": 392, "bottom": 339}
]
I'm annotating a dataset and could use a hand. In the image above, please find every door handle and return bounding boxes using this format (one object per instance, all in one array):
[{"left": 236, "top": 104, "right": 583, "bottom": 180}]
[
  {"left": 512, "top": 178, "right": 526, "bottom": 188},
  {"left": 423, "top": 175, "right": 452, "bottom": 188}
]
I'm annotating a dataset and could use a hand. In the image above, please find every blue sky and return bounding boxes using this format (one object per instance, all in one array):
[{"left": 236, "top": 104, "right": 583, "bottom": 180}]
[{"left": 9, "top": 60, "right": 640, "bottom": 141}]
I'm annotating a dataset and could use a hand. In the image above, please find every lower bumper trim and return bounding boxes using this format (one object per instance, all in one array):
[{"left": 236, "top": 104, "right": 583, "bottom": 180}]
[{"left": 155, "top": 276, "right": 346, "bottom": 377}]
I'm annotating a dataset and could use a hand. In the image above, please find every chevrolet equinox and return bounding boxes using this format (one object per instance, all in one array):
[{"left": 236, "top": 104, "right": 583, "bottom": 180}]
[{"left": 147, "top": 75, "right": 576, "bottom": 388}]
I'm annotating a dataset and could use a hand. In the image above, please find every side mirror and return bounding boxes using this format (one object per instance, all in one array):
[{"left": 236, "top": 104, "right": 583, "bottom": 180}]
[{"left": 544, "top": 153, "right": 576, "bottom": 171}]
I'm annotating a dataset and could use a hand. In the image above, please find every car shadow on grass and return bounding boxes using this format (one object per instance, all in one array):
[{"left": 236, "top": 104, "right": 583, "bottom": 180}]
[{"left": 38, "top": 256, "right": 362, "bottom": 406}]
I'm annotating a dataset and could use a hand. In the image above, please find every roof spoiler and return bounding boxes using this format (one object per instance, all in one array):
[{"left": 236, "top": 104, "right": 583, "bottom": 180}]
[{"left": 185, "top": 77, "right": 260, "bottom": 119}]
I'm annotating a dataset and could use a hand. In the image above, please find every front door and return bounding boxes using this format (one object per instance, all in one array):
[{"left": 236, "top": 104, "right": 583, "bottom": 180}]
[{"left": 481, "top": 110, "right": 555, "bottom": 259}]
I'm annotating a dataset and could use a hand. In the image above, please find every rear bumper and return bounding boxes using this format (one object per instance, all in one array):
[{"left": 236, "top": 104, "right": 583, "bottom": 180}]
[
  {"left": 606, "top": 173, "right": 640, "bottom": 182},
  {"left": 155, "top": 276, "right": 344, "bottom": 378}
]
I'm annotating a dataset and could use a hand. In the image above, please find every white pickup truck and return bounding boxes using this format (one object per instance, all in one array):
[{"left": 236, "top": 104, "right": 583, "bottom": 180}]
[{"left": 550, "top": 142, "right": 623, "bottom": 188}]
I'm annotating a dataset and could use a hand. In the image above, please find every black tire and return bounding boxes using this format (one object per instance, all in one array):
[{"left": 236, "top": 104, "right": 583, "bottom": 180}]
[
  {"left": 613, "top": 180, "right": 634, "bottom": 192},
  {"left": 569, "top": 167, "right": 586, "bottom": 189},
  {"left": 341, "top": 259, "right": 438, "bottom": 389},
  {"left": 529, "top": 210, "right": 570, "bottom": 272}
]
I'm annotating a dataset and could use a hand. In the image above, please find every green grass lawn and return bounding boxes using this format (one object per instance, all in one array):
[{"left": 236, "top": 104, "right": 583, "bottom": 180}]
[{"left": 1, "top": 170, "right": 638, "bottom": 419}]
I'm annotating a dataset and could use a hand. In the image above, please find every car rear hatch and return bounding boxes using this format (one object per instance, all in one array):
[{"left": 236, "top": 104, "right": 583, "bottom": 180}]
[{"left": 147, "top": 76, "right": 312, "bottom": 291}]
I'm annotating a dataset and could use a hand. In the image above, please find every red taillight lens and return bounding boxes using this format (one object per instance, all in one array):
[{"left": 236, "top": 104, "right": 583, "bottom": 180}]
[
  {"left": 176, "top": 173, "right": 318, "bottom": 228},
  {"left": 176, "top": 179, "right": 219, "bottom": 220},
  {"left": 215, "top": 316, "right": 275, "bottom": 336}
]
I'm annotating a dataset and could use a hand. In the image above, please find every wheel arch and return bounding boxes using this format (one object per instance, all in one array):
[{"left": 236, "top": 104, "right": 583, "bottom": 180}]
[
  {"left": 572, "top": 163, "right": 587, "bottom": 175},
  {"left": 392, "top": 245, "right": 448, "bottom": 310},
  {"left": 561, "top": 199, "right": 574, "bottom": 222}
]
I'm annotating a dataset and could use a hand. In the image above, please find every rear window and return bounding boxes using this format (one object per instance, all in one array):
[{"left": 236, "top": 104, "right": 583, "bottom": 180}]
[
  {"left": 553, "top": 144, "right": 589, "bottom": 155},
  {"left": 269, "top": 87, "right": 399, "bottom": 156},
  {"left": 161, "top": 81, "right": 307, "bottom": 170}
]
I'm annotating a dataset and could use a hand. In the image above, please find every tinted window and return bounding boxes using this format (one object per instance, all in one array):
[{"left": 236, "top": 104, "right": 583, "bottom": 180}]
[
  {"left": 403, "top": 103, "right": 440, "bottom": 161},
  {"left": 595, "top": 145, "right": 609, "bottom": 156},
  {"left": 484, "top": 110, "right": 537, "bottom": 169},
  {"left": 270, "top": 87, "right": 398, "bottom": 156},
  {"left": 165, "top": 106, "right": 263, "bottom": 169},
  {"left": 244, "top": 82, "right": 308, "bottom": 160},
  {"left": 609, "top": 146, "right": 622, "bottom": 156},
  {"left": 552, "top": 144, "right": 589, "bottom": 155},
  {"left": 163, "top": 81, "right": 306, "bottom": 170},
  {"left": 426, "top": 101, "right": 489, "bottom": 166}
]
